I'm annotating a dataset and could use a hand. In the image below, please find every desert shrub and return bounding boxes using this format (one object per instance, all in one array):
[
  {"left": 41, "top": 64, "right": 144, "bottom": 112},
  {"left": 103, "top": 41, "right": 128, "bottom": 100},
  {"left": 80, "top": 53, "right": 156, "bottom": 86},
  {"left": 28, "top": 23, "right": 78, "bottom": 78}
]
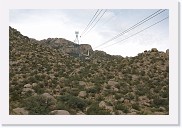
[
  {"left": 153, "top": 96, "right": 168, "bottom": 107},
  {"left": 69, "top": 89, "right": 79, "bottom": 96},
  {"left": 9, "top": 85, "right": 23, "bottom": 102},
  {"left": 56, "top": 101, "right": 68, "bottom": 110},
  {"left": 103, "top": 89, "right": 113, "bottom": 97},
  {"left": 95, "top": 95, "right": 104, "bottom": 101},
  {"left": 10, "top": 90, "right": 21, "bottom": 102},
  {"left": 23, "top": 95, "right": 53, "bottom": 115},
  {"left": 34, "top": 74, "right": 43, "bottom": 81},
  {"left": 86, "top": 87, "right": 97, "bottom": 93},
  {"left": 140, "top": 71, "right": 145, "bottom": 76},
  {"left": 132, "top": 103, "right": 140, "bottom": 111},
  {"left": 125, "top": 93, "right": 135, "bottom": 100},
  {"left": 23, "top": 90, "right": 33, "bottom": 98},
  {"left": 114, "top": 102, "right": 129, "bottom": 113},
  {"left": 137, "top": 90, "right": 146, "bottom": 96},
  {"left": 28, "top": 76, "right": 38, "bottom": 84},
  {"left": 136, "top": 85, "right": 148, "bottom": 96},
  {"left": 94, "top": 76, "right": 105, "bottom": 85},
  {"left": 58, "top": 94, "right": 87, "bottom": 110},
  {"left": 166, "top": 65, "right": 169, "bottom": 72},
  {"left": 119, "top": 81, "right": 128, "bottom": 87},
  {"left": 86, "top": 103, "right": 110, "bottom": 115},
  {"left": 105, "top": 84, "right": 111, "bottom": 89},
  {"left": 160, "top": 90, "right": 169, "bottom": 98},
  {"left": 32, "top": 85, "right": 44, "bottom": 94},
  {"left": 52, "top": 78, "right": 58, "bottom": 85},
  {"left": 131, "top": 68, "right": 138, "bottom": 74},
  {"left": 86, "top": 86, "right": 100, "bottom": 93},
  {"left": 106, "top": 74, "right": 114, "bottom": 79},
  {"left": 153, "top": 86, "right": 161, "bottom": 93},
  {"left": 132, "top": 80, "right": 140, "bottom": 86},
  {"left": 115, "top": 93, "right": 122, "bottom": 100}
]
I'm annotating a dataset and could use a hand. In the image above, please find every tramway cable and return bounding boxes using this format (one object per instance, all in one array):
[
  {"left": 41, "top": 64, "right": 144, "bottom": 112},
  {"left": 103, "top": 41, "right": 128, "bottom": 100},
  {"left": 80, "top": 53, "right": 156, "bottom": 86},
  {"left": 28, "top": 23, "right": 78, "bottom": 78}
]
[{"left": 94, "top": 9, "right": 166, "bottom": 49}]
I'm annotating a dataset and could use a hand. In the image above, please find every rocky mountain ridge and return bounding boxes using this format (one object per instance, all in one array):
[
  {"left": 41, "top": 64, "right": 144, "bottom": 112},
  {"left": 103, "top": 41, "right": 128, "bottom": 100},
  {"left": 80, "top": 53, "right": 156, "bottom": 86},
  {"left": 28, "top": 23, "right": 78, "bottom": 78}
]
[
  {"left": 30, "top": 37, "right": 93, "bottom": 57},
  {"left": 9, "top": 26, "right": 169, "bottom": 115}
]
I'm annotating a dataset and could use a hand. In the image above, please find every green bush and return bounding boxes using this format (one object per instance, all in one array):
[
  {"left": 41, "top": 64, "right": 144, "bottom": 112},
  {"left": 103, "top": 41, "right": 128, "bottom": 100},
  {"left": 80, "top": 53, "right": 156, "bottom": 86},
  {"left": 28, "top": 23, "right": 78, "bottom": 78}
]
[
  {"left": 153, "top": 96, "right": 168, "bottom": 107},
  {"left": 115, "top": 102, "right": 129, "bottom": 113},
  {"left": 132, "top": 103, "right": 140, "bottom": 111},
  {"left": 86, "top": 103, "right": 110, "bottom": 115},
  {"left": 86, "top": 86, "right": 100, "bottom": 93},
  {"left": 69, "top": 89, "right": 79, "bottom": 96},
  {"left": 115, "top": 93, "right": 122, "bottom": 100},
  {"left": 160, "top": 90, "right": 168, "bottom": 98},
  {"left": 136, "top": 85, "right": 148, "bottom": 96},
  {"left": 58, "top": 94, "right": 87, "bottom": 110},
  {"left": 56, "top": 101, "right": 68, "bottom": 110},
  {"left": 9, "top": 85, "right": 22, "bottom": 102},
  {"left": 23, "top": 95, "right": 54, "bottom": 115},
  {"left": 32, "top": 85, "right": 44, "bottom": 94},
  {"left": 125, "top": 93, "right": 135, "bottom": 100}
]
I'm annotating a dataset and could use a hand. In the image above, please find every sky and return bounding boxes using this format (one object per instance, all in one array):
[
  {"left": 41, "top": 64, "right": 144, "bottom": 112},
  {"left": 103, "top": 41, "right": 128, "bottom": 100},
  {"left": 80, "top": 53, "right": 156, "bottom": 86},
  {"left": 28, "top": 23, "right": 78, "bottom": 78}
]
[{"left": 9, "top": 9, "right": 169, "bottom": 57}]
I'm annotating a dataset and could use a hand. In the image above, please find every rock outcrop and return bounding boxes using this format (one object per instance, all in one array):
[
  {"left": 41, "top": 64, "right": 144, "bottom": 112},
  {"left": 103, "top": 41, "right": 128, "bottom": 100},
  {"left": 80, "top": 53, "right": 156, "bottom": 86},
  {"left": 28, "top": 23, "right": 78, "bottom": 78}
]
[
  {"left": 50, "top": 110, "right": 70, "bottom": 115},
  {"left": 12, "top": 108, "right": 29, "bottom": 115}
]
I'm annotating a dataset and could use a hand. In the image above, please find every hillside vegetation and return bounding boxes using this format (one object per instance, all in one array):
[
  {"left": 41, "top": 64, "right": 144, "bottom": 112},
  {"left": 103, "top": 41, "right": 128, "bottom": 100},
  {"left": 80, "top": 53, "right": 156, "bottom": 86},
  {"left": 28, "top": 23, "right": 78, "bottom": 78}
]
[{"left": 9, "top": 27, "right": 169, "bottom": 115}]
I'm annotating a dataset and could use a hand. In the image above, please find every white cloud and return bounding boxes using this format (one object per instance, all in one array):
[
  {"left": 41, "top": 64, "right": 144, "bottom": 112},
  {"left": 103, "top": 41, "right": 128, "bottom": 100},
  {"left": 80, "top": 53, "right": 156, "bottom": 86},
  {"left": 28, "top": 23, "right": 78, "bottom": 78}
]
[{"left": 9, "top": 9, "right": 169, "bottom": 57}]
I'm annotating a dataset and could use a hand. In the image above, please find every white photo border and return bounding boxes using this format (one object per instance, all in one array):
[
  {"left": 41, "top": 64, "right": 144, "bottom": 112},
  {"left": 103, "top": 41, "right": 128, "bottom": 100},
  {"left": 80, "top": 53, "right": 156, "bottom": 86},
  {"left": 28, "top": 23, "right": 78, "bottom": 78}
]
[{"left": 0, "top": 0, "right": 179, "bottom": 125}]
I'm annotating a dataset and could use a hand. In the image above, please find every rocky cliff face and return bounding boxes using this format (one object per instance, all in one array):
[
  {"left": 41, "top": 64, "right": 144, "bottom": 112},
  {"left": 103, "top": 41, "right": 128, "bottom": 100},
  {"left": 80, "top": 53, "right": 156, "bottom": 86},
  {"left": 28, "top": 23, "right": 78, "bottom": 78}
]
[
  {"left": 9, "top": 26, "right": 169, "bottom": 115},
  {"left": 30, "top": 37, "right": 93, "bottom": 57}
]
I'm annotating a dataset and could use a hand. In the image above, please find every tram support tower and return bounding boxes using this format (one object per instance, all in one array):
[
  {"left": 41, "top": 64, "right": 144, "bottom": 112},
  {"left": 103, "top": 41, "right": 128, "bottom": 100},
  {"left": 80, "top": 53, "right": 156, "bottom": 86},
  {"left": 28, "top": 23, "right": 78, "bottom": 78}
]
[{"left": 75, "top": 31, "right": 80, "bottom": 57}]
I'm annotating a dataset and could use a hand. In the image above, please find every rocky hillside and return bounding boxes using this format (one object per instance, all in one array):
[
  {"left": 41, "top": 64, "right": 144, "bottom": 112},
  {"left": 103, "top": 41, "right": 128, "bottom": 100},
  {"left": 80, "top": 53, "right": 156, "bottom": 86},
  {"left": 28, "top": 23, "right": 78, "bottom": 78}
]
[
  {"left": 9, "top": 26, "right": 169, "bottom": 115},
  {"left": 30, "top": 37, "right": 93, "bottom": 57}
]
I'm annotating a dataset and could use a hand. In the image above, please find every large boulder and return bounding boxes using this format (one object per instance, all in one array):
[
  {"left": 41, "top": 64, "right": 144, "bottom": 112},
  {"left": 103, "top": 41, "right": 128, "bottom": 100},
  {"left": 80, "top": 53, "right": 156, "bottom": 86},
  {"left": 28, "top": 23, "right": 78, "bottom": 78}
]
[
  {"left": 24, "top": 84, "right": 32, "bottom": 88},
  {"left": 138, "top": 96, "right": 150, "bottom": 107},
  {"left": 79, "top": 81, "right": 86, "bottom": 86},
  {"left": 151, "top": 48, "right": 158, "bottom": 52},
  {"left": 22, "top": 88, "right": 35, "bottom": 95},
  {"left": 41, "top": 93, "right": 57, "bottom": 102},
  {"left": 119, "top": 98, "right": 125, "bottom": 102},
  {"left": 153, "top": 112, "right": 166, "bottom": 115},
  {"left": 99, "top": 101, "right": 113, "bottom": 111},
  {"left": 118, "top": 110, "right": 125, "bottom": 115},
  {"left": 113, "top": 87, "right": 119, "bottom": 92},
  {"left": 76, "top": 111, "right": 85, "bottom": 115},
  {"left": 99, "top": 101, "right": 107, "bottom": 108},
  {"left": 105, "top": 106, "right": 113, "bottom": 111},
  {"left": 22, "top": 88, "right": 34, "bottom": 92},
  {"left": 108, "top": 80, "right": 119, "bottom": 86},
  {"left": 32, "top": 83, "right": 38, "bottom": 87},
  {"left": 124, "top": 99, "right": 130, "bottom": 104},
  {"left": 12, "top": 107, "right": 28, "bottom": 115},
  {"left": 50, "top": 110, "right": 70, "bottom": 115},
  {"left": 127, "top": 112, "right": 137, "bottom": 115},
  {"left": 78, "top": 91, "right": 87, "bottom": 98}
]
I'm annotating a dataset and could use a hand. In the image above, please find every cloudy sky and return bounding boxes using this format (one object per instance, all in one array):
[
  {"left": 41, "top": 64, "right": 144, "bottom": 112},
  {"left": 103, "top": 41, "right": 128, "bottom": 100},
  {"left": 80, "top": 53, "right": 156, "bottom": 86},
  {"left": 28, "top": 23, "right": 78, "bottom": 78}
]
[{"left": 9, "top": 9, "right": 169, "bottom": 57}]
